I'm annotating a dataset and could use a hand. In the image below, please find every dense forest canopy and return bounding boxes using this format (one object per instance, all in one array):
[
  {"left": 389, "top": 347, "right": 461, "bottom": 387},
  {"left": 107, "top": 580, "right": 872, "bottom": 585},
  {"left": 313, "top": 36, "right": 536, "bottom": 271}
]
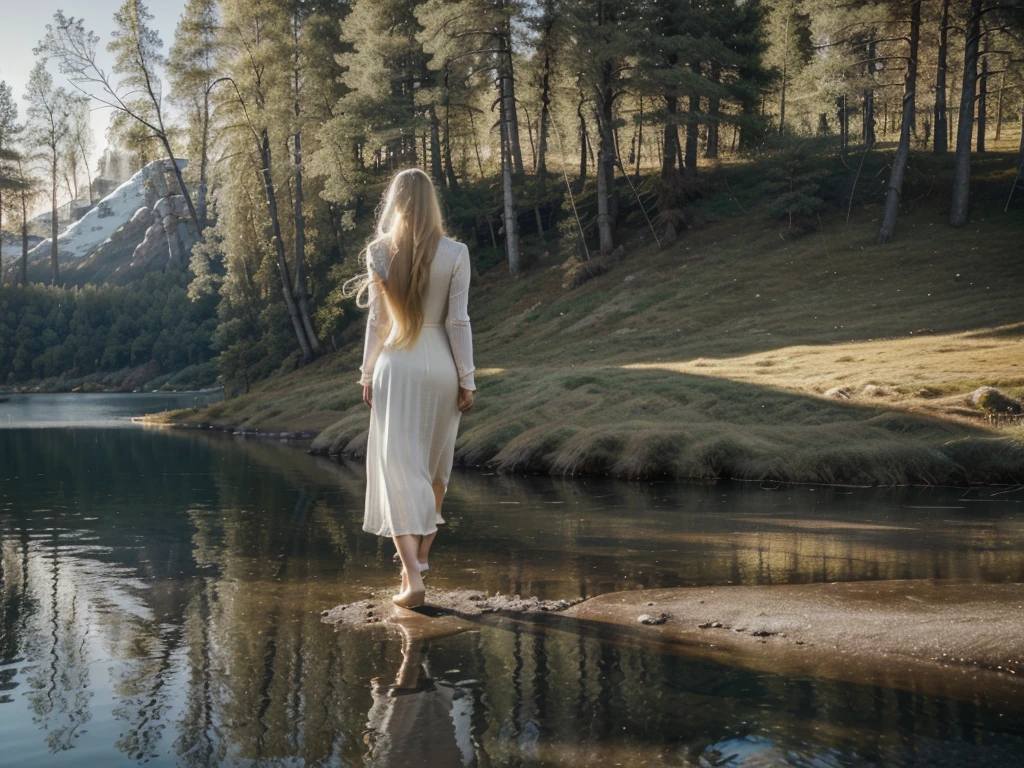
[{"left": 1, "top": 0, "right": 1022, "bottom": 393}]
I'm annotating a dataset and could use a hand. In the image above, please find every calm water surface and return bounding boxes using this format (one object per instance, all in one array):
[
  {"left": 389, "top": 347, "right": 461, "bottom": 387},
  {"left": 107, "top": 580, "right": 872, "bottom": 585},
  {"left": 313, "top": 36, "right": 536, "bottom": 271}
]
[
  {"left": 1, "top": 394, "right": 1023, "bottom": 767},
  {"left": 0, "top": 391, "right": 223, "bottom": 428}
]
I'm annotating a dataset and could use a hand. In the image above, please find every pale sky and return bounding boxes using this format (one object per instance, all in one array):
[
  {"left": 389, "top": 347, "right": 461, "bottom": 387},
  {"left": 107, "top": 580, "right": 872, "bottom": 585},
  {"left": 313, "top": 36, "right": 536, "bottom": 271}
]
[{"left": 0, "top": 0, "right": 186, "bottom": 174}]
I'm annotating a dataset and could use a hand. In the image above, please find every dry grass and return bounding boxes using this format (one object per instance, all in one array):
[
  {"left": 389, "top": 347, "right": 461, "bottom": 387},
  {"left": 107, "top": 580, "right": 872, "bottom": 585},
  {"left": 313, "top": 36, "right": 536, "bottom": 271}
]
[{"left": 156, "top": 154, "right": 1024, "bottom": 485}]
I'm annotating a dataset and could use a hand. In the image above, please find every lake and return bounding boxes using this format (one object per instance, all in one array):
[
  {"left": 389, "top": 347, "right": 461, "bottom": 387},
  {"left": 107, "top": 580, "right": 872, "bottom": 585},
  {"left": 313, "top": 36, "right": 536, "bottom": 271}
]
[{"left": 1, "top": 393, "right": 1023, "bottom": 766}]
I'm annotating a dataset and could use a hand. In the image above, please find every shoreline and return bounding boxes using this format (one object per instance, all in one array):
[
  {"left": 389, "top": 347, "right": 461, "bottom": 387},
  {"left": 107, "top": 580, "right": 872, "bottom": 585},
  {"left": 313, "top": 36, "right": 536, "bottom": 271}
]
[
  {"left": 144, "top": 412, "right": 1024, "bottom": 488},
  {"left": 323, "top": 580, "right": 1024, "bottom": 706},
  {"left": 0, "top": 385, "right": 224, "bottom": 396}
]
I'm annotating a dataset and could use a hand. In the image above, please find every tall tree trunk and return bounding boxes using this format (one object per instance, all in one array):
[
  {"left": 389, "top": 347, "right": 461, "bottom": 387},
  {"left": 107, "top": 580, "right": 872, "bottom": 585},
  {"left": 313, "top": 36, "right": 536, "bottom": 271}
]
[
  {"left": 50, "top": 152, "right": 59, "bottom": 286},
  {"left": 536, "top": 7, "right": 553, "bottom": 179},
  {"left": 485, "top": 215, "right": 498, "bottom": 250},
  {"left": 260, "top": 128, "right": 313, "bottom": 362},
  {"left": 577, "top": 94, "right": 588, "bottom": 186},
  {"left": 934, "top": 0, "right": 950, "bottom": 153},
  {"left": 662, "top": 96, "right": 680, "bottom": 178},
  {"left": 159, "top": 134, "right": 201, "bottom": 234},
  {"left": 595, "top": 113, "right": 614, "bottom": 254},
  {"left": 977, "top": 55, "right": 988, "bottom": 153},
  {"left": 77, "top": 136, "right": 94, "bottom": 206},
  {"left": 779, "top": 12, "right": 789, "bottom": 136},
  {"left": 197, "top": 88, "right": 211, "bottom": 227},
  {"left": 1006, "top": 115, "right": 1024, "bottom": 211},
  {"left": 864, "top": 41, "right": 876, "bottom": 147},
  {"left": 429, "top": 105, "right": 444, "bottom": 189},
  {"left": 635, "top": 95, "right": 644, "bottom": 179},
  {"left": 949, "top": 0, "right": 982, "bottom": 228},
  {"left": 685, "top": 67, "right": 700, "bottom": 172},
  {"left": 994, "top": 73, "right": 1005, "bottom": 141},
  {"left": 878, "top": 0, "right": 921, "bottom": 244},
  {"left": 837, "top": 95, "right": 849, "bottom": 154},
  {"left": 524, "top": 108, "right": 537, "bottom": 171},
  {"left": 443, "top": 68, "right": 459, "bottom": 192},
  {"left": 20, "top": 198, "right": 28, "bottom": 286},
  {"left": 497, "top": 15, "right": 525, "bottom": 176},
  {"left": 293, "top": 127, "right": 319, "bottom": 354},
  {"left": 499, "top": 90, "right": 520, "bottom": 278},
  {"left": 468, "top": 107, "right": 485, "bottom": 179},
  {"left": 706, "top": 65, "right": 720, "bottom": 159},
  {"left": 596, "top": 58, "right": 618, "bottom": 244}
]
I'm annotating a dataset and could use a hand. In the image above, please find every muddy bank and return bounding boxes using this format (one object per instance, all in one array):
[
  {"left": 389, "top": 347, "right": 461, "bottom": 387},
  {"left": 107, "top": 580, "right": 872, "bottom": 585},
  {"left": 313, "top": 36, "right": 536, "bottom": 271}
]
[
  {"left": 563, "top": 579, "right": 1024, "bottom": 701},
  {"left": 323, "top": 580, "right": 1024, "bottom": 703}
]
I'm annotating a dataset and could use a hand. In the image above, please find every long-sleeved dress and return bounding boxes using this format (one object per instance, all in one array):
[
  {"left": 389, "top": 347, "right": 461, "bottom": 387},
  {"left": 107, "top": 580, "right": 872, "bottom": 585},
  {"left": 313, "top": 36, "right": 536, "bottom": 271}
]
[{"left": 359, "top": 236, "right": 476, "bottom": 538}]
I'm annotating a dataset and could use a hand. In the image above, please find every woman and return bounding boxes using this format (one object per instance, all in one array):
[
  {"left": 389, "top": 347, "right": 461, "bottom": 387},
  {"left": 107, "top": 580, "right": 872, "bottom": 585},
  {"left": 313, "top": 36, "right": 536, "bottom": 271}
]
[{"left": 351, "top": 168, "right": 476, "bottom": 609}]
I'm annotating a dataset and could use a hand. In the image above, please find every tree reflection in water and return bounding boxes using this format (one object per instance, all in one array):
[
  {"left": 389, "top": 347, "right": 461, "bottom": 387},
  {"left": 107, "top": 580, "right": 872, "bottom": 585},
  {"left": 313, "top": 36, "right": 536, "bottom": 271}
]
[{"left": 1, "top": 426, "right": 1024, "bottom": 766}]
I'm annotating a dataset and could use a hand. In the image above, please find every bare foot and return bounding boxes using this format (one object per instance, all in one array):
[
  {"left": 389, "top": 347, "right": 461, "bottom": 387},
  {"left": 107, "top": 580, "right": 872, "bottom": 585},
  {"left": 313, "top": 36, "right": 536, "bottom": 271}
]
[{"left": 392, "top": 587, "right": 426, "bottom": 609}]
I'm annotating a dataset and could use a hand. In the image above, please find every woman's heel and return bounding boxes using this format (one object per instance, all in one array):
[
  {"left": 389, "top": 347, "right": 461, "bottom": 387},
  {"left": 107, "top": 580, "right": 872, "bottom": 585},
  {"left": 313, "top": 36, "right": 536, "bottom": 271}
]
[{"left": 392, "top": 588, "right": 426, "bottom": 609}]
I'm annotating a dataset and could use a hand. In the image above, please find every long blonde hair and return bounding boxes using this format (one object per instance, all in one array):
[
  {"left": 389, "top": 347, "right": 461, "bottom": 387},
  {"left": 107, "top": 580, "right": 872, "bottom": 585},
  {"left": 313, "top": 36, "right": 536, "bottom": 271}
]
[{"left": 349, "top": 168, "right": 444, "bottom": 349}]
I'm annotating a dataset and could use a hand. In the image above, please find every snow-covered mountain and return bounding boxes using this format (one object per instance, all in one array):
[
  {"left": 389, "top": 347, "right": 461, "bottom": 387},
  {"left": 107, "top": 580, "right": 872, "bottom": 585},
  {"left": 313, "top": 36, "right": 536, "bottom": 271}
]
[
  {"left": 2, "top": 159, "right": 197, "bottom": 286},
  {"left": 26, "top": 160, "right": 182, "bottom": 263}
]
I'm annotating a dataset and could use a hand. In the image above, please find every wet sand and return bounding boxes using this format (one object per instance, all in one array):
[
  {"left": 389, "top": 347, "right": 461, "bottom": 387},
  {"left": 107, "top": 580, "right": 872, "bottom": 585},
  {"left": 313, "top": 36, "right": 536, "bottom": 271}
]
[
  {"left": 561, "top": 579, "right": 1024, "bottom": 703},
  {"left": 324, "top": 579, "right": 1024, "bottom": 705}
]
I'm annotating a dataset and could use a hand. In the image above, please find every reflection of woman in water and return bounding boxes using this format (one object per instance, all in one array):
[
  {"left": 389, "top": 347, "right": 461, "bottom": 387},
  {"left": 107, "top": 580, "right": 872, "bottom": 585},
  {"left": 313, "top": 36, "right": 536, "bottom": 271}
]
[
  {"left": 363, "top": 622, "right": 476, "bottom": 767},
  {"left": 349, "top": 168, "right": 477, "bottom": 609}
]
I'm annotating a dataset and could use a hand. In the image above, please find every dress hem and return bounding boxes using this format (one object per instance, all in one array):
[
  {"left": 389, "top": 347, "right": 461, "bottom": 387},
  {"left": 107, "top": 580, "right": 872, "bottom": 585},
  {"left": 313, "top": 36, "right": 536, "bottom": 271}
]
[{"left": 363, "top": 522, "right": 444, "bottom": 539}]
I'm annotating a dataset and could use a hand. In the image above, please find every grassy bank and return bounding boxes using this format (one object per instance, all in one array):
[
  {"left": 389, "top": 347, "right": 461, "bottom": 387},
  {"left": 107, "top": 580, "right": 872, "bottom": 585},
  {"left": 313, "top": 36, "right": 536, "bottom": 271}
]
[{"left": 155, "top": 149, "right": 1024, "bottom": 485}]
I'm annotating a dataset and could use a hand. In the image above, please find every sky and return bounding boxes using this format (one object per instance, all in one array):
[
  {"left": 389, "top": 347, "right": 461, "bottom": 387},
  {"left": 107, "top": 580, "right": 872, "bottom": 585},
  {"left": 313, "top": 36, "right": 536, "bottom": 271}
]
[{"left": 0, "top": 0, "right": 185, "bottom": 176}]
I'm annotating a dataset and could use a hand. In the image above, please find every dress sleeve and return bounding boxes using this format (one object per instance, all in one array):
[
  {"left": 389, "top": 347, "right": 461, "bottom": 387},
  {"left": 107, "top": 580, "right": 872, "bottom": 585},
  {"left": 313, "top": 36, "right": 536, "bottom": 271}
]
[
  {"left": 358, "top": 245, "right": 388, "bottom": 387},
  {"left": 445, "top": 243, "right": 476, "bottom": 391}
]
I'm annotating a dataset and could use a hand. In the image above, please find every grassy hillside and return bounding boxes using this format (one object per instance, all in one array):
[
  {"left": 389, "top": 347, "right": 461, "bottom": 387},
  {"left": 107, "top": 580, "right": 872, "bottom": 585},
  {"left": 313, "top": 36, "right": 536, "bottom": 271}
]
[{"left": 156, "top": 148, "right": 1024, "bottom": 485}]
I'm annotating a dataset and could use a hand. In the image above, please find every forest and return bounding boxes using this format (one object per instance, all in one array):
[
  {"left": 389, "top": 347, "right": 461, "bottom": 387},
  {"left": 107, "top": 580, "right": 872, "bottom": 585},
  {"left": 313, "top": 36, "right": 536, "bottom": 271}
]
[{"left": 1, "top": 0, "right": 1023, "bottom": 393}]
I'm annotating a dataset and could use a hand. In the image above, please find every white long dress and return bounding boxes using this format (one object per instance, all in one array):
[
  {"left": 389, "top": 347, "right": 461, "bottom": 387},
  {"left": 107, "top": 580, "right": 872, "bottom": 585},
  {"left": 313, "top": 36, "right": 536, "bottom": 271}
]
[{"left": 359, "top": 236, "right": 476, "bottom": 538}]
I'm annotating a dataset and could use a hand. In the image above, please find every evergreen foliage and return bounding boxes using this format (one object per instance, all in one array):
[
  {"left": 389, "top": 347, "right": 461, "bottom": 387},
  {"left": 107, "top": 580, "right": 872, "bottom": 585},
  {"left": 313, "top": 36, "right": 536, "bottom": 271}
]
[
  {"left": 3, "top": 0, "right": 1021, "bottom": 393},
  {"left": 0, "top": 271, "right": 217, "bottom": 387}
]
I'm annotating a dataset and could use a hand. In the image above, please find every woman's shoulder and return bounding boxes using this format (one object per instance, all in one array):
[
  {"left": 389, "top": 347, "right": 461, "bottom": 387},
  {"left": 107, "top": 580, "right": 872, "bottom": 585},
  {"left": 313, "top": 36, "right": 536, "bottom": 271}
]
[
  {"left": 438, "top": 236, "right": 469, "bottom": 261},
  {"left": 367, "top": 238, "right": 391, "bottom": 275}
]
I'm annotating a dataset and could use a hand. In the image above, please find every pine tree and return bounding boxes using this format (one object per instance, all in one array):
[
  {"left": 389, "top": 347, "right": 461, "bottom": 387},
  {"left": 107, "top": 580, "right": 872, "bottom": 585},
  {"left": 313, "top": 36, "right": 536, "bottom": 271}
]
[
  {"left": 15, "top": 159, "right": 40, "bottom": 285},
  {"left": 763, "top": 0, "right": 811, "bottom": 137},
  {"left": 418, "top": 0, "right": 524, "bottom": 273},
  {"left": 218, "top": 0, "right": 318, "bottom": 363},
  {"left": 38, "top": 2, "right": 202, "bottom": 233},
  {"left": 24, "top": 62, "right": 76, "bottom": 287},
  {"left": 526, "top": 0, "right": 559, "bottom": 179},
  {"left": 877, "top": 0, "right": 922, "bottom": 244},
  {"left": 949, "top": 0, "right": 984, "bottom": 228},
  {"left": 168, "top": 0, "right": 219, "bottom": 228},
  {"left": 561, "top": 0, "right": 639, "bottom": 253},
  {"left": 0, "top": 81, "right": 22, "bottom": 244},
  {"left": 933, "top": 0, "right": 951, "bottom": 153},
  {"left": 68, "top": 99, "right": 94, "bottom": 205}
]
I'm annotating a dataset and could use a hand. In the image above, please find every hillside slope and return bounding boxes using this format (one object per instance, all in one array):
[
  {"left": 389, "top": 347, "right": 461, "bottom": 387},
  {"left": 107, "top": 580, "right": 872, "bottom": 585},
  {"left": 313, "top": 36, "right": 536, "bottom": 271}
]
[{"left": 157, "top": 157, "right": 1024, "bottom": 485}]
